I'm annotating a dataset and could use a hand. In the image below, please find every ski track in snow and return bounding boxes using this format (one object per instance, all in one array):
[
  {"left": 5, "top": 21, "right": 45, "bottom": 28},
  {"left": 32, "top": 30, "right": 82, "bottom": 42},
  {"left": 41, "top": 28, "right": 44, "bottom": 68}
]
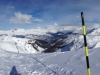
[
  {"left": 0, "top": 51, "right": 66, "bottom": 75},
  {"left": 0, "top": 49, "right": 85, "bottom": 75}
]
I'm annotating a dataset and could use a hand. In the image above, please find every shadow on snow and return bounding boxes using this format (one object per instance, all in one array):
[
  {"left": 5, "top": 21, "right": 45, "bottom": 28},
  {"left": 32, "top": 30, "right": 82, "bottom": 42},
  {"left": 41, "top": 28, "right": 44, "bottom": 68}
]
[{"left": 10, "top": 66, "right": 21, "bottom": 75}]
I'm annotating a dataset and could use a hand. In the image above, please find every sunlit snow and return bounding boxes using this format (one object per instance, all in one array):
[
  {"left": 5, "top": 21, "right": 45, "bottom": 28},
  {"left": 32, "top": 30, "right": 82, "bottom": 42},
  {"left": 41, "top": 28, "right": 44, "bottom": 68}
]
[{"left": 0, "top": 25, "right": 100, "bottom": 75}]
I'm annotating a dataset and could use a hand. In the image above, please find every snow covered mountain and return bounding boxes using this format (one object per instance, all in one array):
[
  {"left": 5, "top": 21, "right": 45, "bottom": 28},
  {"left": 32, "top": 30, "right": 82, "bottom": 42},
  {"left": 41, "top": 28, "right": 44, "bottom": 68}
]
[
  {"left": 0, "top": 25, "right": 100, "bottom": 75},
  {"left": 0, "top": 25, "right": 100, "bottom": 53}
]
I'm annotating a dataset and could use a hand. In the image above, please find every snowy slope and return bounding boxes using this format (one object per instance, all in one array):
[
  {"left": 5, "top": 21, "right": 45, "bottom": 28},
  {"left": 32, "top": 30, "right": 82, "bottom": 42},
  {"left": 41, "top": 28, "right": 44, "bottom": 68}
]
[
  {"left": 0, "top": 25, "right": 100, "bottom": 75},
  {"left": 0, "top": 47, "right": 100, "bottom": 75}
]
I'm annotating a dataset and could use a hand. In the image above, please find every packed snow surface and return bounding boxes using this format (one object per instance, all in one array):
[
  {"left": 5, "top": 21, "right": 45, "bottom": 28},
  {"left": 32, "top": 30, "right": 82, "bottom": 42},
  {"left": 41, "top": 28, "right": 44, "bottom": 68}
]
[
  {"left": 0, "top": 48, "right": 100, "bottom": 75},
  {"left": 0, "top": 25, "right": 100, "bottom": 75}
]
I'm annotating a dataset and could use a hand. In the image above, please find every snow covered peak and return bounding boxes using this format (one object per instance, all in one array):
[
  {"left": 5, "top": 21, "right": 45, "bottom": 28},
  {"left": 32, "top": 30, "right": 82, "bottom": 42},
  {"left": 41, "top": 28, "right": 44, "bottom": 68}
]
[{"left": 0, "top": 25, "right": 100, "bottom": 53}]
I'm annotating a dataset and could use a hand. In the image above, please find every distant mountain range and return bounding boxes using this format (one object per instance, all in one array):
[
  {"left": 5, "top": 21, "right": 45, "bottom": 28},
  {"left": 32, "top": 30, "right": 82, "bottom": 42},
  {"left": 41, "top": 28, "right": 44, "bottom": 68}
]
[{"left": 0, "top": 25, "right": 100, "bottom": 53}]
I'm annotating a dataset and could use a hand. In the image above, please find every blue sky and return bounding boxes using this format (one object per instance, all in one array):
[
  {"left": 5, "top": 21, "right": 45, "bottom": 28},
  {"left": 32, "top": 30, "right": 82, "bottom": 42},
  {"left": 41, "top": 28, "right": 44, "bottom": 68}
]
[{"left": 0, "top": 0, "right": 100, "bottom": 30}]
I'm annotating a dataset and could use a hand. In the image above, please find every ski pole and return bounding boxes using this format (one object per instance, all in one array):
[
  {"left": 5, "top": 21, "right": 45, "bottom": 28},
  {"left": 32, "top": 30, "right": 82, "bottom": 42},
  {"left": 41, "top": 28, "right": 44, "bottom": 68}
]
[{"left": 81, "top": 12, "right": 91, "bottom": 75}]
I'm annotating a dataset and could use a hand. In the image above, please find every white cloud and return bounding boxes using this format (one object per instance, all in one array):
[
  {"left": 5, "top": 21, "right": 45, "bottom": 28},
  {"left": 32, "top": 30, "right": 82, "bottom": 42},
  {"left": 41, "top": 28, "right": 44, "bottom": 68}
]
[
  {"left": 10, "top": 12, "right": 43, "bottom": 24},
  {"left": 54, "top": 23, "right": 58, "bottom": 25},
  {"left": 93, "top": 24, "right": 100, "bottom": 28},
  {"left": 10, "top": 12, "right": 32, "bottom": 24},
  {"left": 33, "top": 18, "right": 43, "bottom": 22}
]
